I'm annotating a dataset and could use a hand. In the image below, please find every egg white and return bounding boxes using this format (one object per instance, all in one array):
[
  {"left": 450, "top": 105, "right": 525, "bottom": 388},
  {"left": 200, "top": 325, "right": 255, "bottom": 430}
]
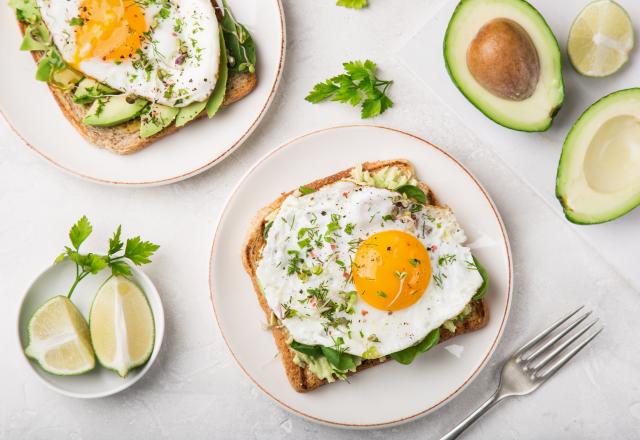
[
  {"left": 36, "top": 0, "right": 219, "bottom": 106},
  {"left": 256, "top": 181, "right": 484, "bottom": 358}
]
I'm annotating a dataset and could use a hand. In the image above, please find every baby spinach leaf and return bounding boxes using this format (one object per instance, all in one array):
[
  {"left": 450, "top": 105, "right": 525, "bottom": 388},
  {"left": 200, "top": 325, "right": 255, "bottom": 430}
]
[
  {"left": 220, "top": 0, "right": 256, "bottom": 74},
  {"left": 321, "top": 346, "right": 356, "bottom": 370},
  {"left": 390, "top": 328, "right": 440, "bottom": 365},
  {"left": 472, "top": 257, "right": 489, "bottom": 300},
  {"left": 290, "top": 340, "right": 322, "bottom": 357},
  {"left": 396, "top": 185, "right": 427, "bottom": 204}
]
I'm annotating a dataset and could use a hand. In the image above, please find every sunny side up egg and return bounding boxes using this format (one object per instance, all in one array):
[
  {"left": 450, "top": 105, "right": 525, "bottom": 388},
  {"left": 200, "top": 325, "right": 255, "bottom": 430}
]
[
  {"left": 256, "top": 181, "right": 484, "bottom": 358},
  {"left": 36, "top": 0, "right": 220, "bottom": 106}
]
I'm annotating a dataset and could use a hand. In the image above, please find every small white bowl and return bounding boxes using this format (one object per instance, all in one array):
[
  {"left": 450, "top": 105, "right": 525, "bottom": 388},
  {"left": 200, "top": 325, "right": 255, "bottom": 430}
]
[{"left": 17, "top": 259, "right": 165, "bottom": 398}]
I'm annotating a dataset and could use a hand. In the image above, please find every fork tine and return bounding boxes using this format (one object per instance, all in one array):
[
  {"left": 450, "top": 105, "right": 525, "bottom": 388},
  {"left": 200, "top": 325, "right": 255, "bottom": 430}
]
[
  {"left": 514, "top": 305, "right": 584, "bottom": 359},
  {"left": 528, "top": 319, "right": 598, "bottom": 372},
  {"left": 521, "top": 311, "right": 592, "bottom": 362},
  {"left": 536, "top": 327, "right": 603, "bottom": 380}
]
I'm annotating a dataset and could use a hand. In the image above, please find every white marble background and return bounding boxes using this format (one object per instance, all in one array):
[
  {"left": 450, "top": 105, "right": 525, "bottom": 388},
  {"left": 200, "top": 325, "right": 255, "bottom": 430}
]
[{"left": 1, "top": 1, "right": 639, "bottom": 438}]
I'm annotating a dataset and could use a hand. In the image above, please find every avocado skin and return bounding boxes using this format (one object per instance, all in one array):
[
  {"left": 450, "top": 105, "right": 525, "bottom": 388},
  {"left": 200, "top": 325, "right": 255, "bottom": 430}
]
[
  {"left": 555, "top": 88, "right": 640, "bottom": 224},
  {"left": 83, "top": 95, "right": 148, "bottom": 128},
  {"left": 443, "top": 0, "right": 565, "bottom": 132},
  {"left": 139, "top": 104, "right": 179, "bottom": 138}
]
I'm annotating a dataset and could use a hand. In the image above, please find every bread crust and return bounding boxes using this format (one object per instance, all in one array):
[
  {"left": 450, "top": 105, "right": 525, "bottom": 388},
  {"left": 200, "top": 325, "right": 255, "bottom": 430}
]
[
  {"left": 16, "top": 13, "right": 257, "bottom": 155},
  {"left": 242, "top": 160, "right": 489, "bottom": 392}
]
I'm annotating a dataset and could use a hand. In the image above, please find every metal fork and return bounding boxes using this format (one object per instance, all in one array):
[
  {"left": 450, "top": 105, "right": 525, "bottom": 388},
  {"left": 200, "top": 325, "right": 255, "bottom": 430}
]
[{"left": 440, "top": 306, "right": 603, "bottom": 440}]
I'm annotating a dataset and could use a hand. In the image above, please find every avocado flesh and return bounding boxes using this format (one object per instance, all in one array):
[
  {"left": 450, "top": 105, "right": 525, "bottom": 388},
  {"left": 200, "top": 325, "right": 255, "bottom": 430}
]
[
  {"left": 556, "top": 89, "right": 640, "bottom": 224},
  {"left": 83, "top": 95, "right": 148, "bottom": 127},
  {"left": 139, "top": 104, "right": 179, "bottom": 138},
  {"left": 444, "top": 0, "right": 564, "bottom": 132},
  {"left": 74, "top": 78, "right": 118, "bottom": 104},
  {"left": 175, "top": 100, "right": 207, "bottom": 127}
]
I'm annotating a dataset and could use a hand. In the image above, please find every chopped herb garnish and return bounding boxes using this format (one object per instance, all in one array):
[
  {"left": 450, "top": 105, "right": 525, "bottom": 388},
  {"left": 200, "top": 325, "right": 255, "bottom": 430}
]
[
  {"left": 438, "top": 254, "right": 456, "bottom": 266},
  {"left": 299, "top": 186, "right": 316, "bottom": 195}
]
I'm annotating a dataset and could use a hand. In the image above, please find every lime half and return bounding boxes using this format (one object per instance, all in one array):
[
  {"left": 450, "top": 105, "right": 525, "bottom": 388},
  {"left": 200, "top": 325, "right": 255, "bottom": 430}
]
[
  {"left": 24, "top": 296, "right": 95, "bottom": 375},
  {"left": 568, "top": 0, "right": 634, "bottom": 77},
  {"left": 89, "top": 276, "right": 155, "bottom": 377}
]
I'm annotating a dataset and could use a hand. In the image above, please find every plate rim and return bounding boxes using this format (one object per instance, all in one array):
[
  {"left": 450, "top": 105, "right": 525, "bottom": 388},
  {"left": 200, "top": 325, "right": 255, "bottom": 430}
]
[
  {"left": 0, "top": 0, "right": 286, "bottom": 187},
  {"left": 16, "top": 261, "right": 166, "bottom": 399},
  {"left": 208, "top": 124, "right": 513, "bottom": 428}
]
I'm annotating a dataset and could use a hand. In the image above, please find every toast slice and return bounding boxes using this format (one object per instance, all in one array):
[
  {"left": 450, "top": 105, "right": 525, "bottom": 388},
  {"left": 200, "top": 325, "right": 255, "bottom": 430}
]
[
  {"left": 242, "top": 160, "right": 489, "bottom": 392},
  {"left": 17, "top": 13, "right": 257, "bottom": 155}
]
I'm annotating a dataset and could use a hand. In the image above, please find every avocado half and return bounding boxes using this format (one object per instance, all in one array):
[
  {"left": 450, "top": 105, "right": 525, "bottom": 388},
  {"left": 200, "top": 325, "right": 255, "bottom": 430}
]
[
  {"left": 556, "top": 88, "right": 640, "bottom": 224},
  {"left": 444, "top": 0, "right": 564, "bottom": 132}
]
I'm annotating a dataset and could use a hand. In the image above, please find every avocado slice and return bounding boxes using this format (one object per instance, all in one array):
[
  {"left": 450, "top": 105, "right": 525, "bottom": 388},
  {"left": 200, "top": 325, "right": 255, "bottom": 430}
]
[
  {"left": 50, "top": 68, "right": 82, "bottom": 90},
  {"left": 556, "top": 88, "right": 640, "bottom": 224},
  {"left": 83, "top": 95, "right": 148, "bottom": 127},
  {"left": 140, "top": 104, "right": 179, "bottom": 138},
  {"left": 206, "top": 29, "right": 228, "bottom": 118},
  {"left": 444, "top": 0, "right": 564, "bottom": 132},
  {"left": 175, "top": 100, "right": 207, "bottom": 127},
  {"left": 74, "top": 78, "right": 118, "bottom": 104}
]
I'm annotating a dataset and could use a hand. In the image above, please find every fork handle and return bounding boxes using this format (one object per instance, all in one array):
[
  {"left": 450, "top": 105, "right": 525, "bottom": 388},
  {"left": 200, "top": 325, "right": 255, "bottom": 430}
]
[{"left": 439, "top": 390, "right": 506, "bottom": 440}]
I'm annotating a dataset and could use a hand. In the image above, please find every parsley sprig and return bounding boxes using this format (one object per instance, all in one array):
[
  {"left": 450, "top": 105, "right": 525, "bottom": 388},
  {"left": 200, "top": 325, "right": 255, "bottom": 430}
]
[
  {"left": 336, "top": 0, "right": 368, "bottom": 9},
  {"left": 305, "top": 60, "right": 393, "bottom": 119},
  {"left": 55, "top": 216, "right": 160, "bottom": 298}
]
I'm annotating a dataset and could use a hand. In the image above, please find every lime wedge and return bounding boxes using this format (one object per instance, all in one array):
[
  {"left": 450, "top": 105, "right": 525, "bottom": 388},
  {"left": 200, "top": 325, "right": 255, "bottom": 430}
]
[
  {"left": 89, "top": 276, "right": 155, "bottom": 377},
  {"left": 568, "top": 0, "right": 634, "bottom": 77},
  {"left": 24, "top": 296, "right": 95, "bottom": 375}
]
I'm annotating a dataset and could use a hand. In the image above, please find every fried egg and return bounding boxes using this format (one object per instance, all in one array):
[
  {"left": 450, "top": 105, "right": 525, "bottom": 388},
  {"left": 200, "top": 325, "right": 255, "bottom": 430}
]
[
  {"left": 36, "top": 0, "right": 220, "bottom": 106},
  {"left": 256, "top": 181, "right": 484, "bottom": 358}
]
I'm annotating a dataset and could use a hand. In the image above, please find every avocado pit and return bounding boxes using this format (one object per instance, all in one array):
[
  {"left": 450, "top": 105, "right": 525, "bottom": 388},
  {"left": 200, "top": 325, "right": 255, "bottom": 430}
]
[{"left": 467, "top": 18, "right": 540, "bottom": 101}]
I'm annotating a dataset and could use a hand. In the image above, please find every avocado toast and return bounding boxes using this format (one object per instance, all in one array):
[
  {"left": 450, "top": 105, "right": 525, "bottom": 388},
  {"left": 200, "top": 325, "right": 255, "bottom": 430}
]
[
  {"left": 12, "top": 0, "right": 257, "bottom": 155},
  {"left": 242, "top": 160, "right": 489, "bottom": 392}
]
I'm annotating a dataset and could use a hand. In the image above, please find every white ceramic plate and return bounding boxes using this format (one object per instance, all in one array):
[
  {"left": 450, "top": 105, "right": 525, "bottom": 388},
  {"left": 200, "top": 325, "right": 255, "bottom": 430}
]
[
  {"left": 0, "top": 0, "right": 285, "bottom": 186},
  {"left": 209, "top": 125, "right": 513, "bottom": 428},
  {"left": 17, "top": 260, "right": 165, "bottom": 398}
]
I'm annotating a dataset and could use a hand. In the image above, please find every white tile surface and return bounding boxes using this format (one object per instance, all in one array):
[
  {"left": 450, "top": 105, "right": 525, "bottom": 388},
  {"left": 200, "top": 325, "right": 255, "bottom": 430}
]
[{"left": 0, "top": 0, "right": 639, "bottom": 438}]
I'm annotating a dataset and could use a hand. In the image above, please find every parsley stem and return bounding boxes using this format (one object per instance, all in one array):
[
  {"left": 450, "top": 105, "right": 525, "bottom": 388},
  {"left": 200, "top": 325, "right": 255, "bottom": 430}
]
[{"left": 67, "top": 271, "right": 90, "bottom": 298}]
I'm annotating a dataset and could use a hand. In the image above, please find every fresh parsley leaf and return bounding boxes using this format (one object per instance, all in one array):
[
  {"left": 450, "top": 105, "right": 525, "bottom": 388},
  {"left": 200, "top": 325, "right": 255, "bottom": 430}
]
[
  {"left": 85, "top": 254, "right": 108, "bottom": 274},
  {"left": 109, "top": 225, "right": 123, "bottom": 255},
  {"left": 58, "top": 217, "right": 159, "bottom": 298},
  {"left": 305, "top": 80, "right": 338, "bottom": 103},
  {"left": 110, "top": 260, "right": 132, "bottom": 277},
  {"left": 69, "top": 216, "right": 92, "bottom": 250},
  {"left": 396, "top": 185, "right": 427, "bottom": 204},
  {"left": 390, "top": 328, "right": 440, "bottom": 365},
  {"left": 472, "top": 257, "right": 489, "bottom": 300},
  {"left": 69, "top": 17, "right": 84, "bottom": 26},
  {"left": 336, "top": 0, "right": 368, "bottom": 9},
  {"left": 305, "top": 59, "right": 393, "bottom": 119},
  {"left": 124, "top": 237, "right": 160, "bottom": 265}
]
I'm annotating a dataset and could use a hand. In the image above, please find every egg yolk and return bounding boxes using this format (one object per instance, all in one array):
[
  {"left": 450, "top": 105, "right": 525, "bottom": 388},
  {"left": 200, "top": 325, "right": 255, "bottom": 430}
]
[
  {"left": 73, "top": 0, "right": 147, "bottom": 66},
  {"left": 352, "top": 230, "right": 432, "bottom": 312}
]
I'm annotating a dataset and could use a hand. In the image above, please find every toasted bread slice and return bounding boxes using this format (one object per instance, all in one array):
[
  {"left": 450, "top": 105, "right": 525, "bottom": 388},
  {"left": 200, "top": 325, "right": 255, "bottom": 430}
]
[
  {"left": 17, "top": 17, "right": 257, "bottom": 155},
  {"left": 242, "top": 160, "right": 489, "bottom": 392}
]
